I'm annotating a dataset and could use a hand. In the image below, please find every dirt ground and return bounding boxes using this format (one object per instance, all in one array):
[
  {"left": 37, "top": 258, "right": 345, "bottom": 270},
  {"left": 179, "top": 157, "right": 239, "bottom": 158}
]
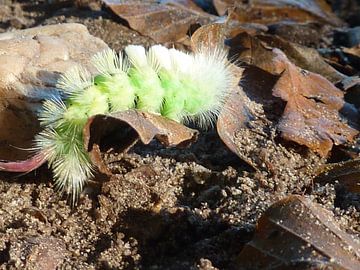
[{"left": 0, "top": 1, "right": 359, "bottom": 269}]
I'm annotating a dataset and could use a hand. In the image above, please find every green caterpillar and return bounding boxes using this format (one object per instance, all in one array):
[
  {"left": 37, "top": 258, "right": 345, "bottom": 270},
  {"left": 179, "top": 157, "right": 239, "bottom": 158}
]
[{"left": 34, "top": 44, "right": 235, "bottom": 202}]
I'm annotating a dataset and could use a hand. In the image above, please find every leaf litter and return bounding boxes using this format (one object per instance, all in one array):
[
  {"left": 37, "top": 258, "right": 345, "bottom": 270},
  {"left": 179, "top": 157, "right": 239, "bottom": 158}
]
[{"left": 0, "top": 0, "right": 359, "bottom": 269}]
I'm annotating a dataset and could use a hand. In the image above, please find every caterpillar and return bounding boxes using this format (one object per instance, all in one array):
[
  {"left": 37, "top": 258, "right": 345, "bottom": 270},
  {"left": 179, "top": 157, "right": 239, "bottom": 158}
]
[{"left": 34, "top": 44, "right": 235, "bottom": 203}]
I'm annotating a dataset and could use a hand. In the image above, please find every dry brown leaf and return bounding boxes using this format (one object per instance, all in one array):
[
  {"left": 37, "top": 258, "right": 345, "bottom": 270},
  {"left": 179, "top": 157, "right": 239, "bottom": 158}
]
[
  {"left": 257, "top": 34, "right": 345, "bottom": 83},
  {"left": 102, "top": 0, "right": 216, "bottom": 44},
  {"left": 236, "top": 195, "right": 360, "bottom": 269},
  {"left": 214, "top": 0, "right": 343, "bottom": 26},
  {"left": 228, "top": 32, "right": 345, "bottom": 83},
  {"left": 217, "top": 88, "right": 255, "bottom": 169},
  {"left": 343, "top": 46, "right": 360, "bottom": 58},
  {"left": 271, "top": 50, "right": 358, "bottom": 157},
  {"left": 343, "top": 45, "right": 360, "bottom": 70},
  {"left": 83, "top": 110, "right": 199, "bottom": 174},
  {"left": 267, "top": 21, "right": 325, "bottom": 47},
  {"left": 315, "top": 159, "right": 360, "bottom": 194},
  {"left": 226, "top": 32, "right": 358, "bottom": 156},
  {"left": 190, "top": 20, "right": 267, "bottom": 51}
]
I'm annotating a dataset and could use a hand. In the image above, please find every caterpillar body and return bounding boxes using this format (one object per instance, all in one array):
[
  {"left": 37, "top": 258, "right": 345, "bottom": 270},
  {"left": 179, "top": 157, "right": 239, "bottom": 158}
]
[{"left": 34, "top": 44, "right": 235, "bottom": 202}]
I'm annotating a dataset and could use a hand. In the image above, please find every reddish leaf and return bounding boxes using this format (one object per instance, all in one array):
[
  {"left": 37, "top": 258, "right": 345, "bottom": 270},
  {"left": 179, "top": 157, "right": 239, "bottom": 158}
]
[
  {"left": 102, "top": 0, "right": 216, "bottom": 44},
  {"left": 257, "top": 34, "right": 346, "bottom": 83},
  {"left": 227, "top": 32, "right": 359, "bottom": 157},
  {"left": 214, "top": 0, "right": 343, "bottom": 26},
  {"left": 236, "top": 195, "right": 360, "bottom": 269},
  {"left": 271, "top": 50, "right": 358, "bottom": 157},
  {"left": 83, "top": 110, "right": 199, "bottom": 174},
  {"left": 0, "top": 153, "right": 46, "bottom": 173}
]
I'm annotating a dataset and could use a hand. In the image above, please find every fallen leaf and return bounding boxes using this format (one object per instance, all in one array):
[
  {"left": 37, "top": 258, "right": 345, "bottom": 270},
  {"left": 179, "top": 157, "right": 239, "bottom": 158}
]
[
  {"left": 217, "top": 88, "right": 256, "bottom": 170},
  {"left": 318, "top": 48, "right": 359, "bottom": 77},
  {"left": 214, "top": 0, "right": 343, "bottom": 26},
  {"left": 236, "top": 195, "right": 360, "bottom": 269},
  {"left": 227, "top": 32, "right": 345, "bottom": 83},
  {"left": 257, "top": 34, "right": 345, "bottom": 83},
  {"left": 190, "top": 20, "right": 267, "bottom": 51},
  {"left": 271, "top": 50, "right": 358, "bottom": 157},
  {"left": 227, "top": 32, "right": 358, "bottom": 156},
  {"left": 343, "top": 45, "right": 360, "bottom": 70},
  {"left": 0, "top": 153, "right": 46, "bottom": 173},
  {"left": 343, "top": 46, "right": 360, "bottom": 58},
  {"left": 83, "top": 110, "right": 199, "bottom": 174},
  {"left": 267, "top": 21, "right": 325, "bottom": 47},
  {"left": 315, "top": 159, "right": 360, "bottom": 193},
  {"left": 102, "top": 0, "right": 216, "bottom": 44},
  {"left": 0, "top": 23, "right": 108, "bottom": 161}
]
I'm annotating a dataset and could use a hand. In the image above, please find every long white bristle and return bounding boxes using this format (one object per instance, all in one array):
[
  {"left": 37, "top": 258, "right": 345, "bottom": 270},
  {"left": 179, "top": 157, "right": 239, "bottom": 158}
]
[
  {"left": 56, "top": 65, "right": 93, "bottom": 96},
  {"left": 91, "top": 49, "right": 128, "bottom": 76}
]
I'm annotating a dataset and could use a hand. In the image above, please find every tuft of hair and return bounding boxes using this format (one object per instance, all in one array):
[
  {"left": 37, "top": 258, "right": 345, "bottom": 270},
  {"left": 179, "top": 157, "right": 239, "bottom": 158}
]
[
  {"left": 183, "top": 45, "right": 235, "bottom": 129},
  {"left": 148, "top": 45, "right": 186, "bottom": 122},
  {"left": 148, "top": 45, "right": 171, "bottom": 70},
  {"left": 38, "top": 97, "right": 67, "bottom": 128},
  {"left": 34, "top": 127, "right": 93, "bottom": 204},
  {"left": 124, "top": 45, "right": 148, "bottom": 69},
  {"left": 56, "top": 65, "right": 93, "bottom": 97},
  {"left": 91, "top": 49, "right": 135, "bottom": 112},
  {"left": 91, "top": 49, "right": 128, "bottom": 76},
  {"left": 125, "top": 45, "right": 165, "bottom": 113},
  {"left": 168, "top": 48, "right": 193, "bottom": 74}
]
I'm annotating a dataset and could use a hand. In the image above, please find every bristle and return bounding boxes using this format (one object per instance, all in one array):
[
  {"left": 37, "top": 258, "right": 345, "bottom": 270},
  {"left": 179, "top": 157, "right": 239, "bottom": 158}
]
[
  {"left": 149, "top": 45, "right": 171, "bottom": 70},
  {"left": 91, "top": 49, "right": 128, "bottom": 76},
  {"left": 34, "top": 127, "right": 93, "bottom": 204},
  {"left": 169, "top": 48, "right": 193, "bottom": 74},
  {"left": 182, "top": 46, "right": 234, "bottom": 128},
  {"left": 125, "top": 44, "right": 165, "bottom": 113},
  {"left": 125, "top": 45, "right": 148, "bottom": 69},
  {"left": 92, "top": 48, "right": 135, "bottom": 112},
  {"left": 56, "top": 65, "right": 93, "bottom": 96},
  {"left": 65, "top": 85, "right": 109, "bottom": 117},
  {"left": 38, "top": 97, "right": 67, "bottom": 127}
]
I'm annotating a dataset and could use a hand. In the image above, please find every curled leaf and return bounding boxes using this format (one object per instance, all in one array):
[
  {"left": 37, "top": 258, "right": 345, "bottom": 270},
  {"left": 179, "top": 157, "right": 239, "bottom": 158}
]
[
  {"left": 0, "top": 153, "right": 46, "bottom": 173},
  {"left": 84, "top": 110, "right": 199, "bottom": 174},
  {"left": 217, "top": 88, "right": 255, "bottom": 169},
  {"left": 236, "top": 195, "right": 360, "bottom": 269}
]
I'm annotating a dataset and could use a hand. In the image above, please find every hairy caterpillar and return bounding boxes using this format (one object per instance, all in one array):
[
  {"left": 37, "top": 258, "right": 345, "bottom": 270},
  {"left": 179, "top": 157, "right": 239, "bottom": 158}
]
[{"left": 34, "top": 44, "right": 235, "bottom": 203}]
